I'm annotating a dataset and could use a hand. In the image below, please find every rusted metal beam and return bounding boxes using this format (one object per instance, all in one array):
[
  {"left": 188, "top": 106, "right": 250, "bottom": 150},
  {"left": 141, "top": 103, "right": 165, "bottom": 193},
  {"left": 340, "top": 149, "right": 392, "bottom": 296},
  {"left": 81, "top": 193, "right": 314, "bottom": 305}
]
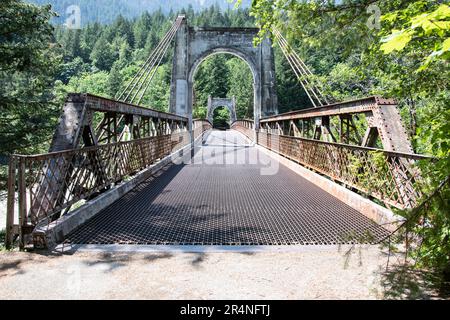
[
  {"left": 260, "top": 95, "right": 413, "bottom": 154},
  {"left": 257, "top": 132, "right": 431, "bottom": 210},
  {"left": 260, "top": 96, "right": 395, "bottom": 122},
  {"left": 83, "top": 94, "right": 187, "bottom": 122},
  {"left": 231, "top": 120, "right": 255, "bottom": 141}
]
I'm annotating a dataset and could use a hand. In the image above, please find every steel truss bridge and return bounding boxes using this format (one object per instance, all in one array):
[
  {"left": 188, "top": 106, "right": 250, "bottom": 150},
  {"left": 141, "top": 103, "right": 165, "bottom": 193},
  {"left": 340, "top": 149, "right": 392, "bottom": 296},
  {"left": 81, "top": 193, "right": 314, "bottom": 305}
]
[{"left": 4, "top": 16, "right": 432, "bottom": 249}]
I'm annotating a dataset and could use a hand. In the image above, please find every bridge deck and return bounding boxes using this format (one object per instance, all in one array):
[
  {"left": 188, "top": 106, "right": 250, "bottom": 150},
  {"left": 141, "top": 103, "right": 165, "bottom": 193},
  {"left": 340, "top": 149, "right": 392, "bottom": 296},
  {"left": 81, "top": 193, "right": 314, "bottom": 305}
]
[{"left": 65, "top": 130, "right": 389, "bottom": 246}]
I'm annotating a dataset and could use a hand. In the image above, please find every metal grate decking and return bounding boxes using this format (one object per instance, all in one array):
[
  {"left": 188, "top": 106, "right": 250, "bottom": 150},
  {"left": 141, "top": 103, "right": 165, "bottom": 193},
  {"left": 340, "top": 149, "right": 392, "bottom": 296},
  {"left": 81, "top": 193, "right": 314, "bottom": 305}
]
[{"left": 64, "top": 130, "right": 390, "bottom": 246}]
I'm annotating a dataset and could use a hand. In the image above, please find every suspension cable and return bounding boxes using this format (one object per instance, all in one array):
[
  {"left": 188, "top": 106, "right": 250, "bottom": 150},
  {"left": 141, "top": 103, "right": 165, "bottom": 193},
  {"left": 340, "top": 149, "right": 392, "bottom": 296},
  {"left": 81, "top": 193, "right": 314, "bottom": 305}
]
[
  {"left": 117, "top": 16, "right": 184, "bottom": 105},
  {"left": 118, "top": 21, "right": 178, "bottom": 102},
  {"left": 274, "top": 29, "right": 324, "bottom": 107},
  {"left": 274, "top": 30, "right": 329, "bottom": 105},
  {"left": 277, "top": 37, "right": 318, "bottom": 107},
  {"left": 115, "top": 22, "right": 177, "bottom": 101},
  {"left": 273, "top": 28, "right": 331, "bottom": 107},
  {"left": 129, "top": 19, "right": 182, "bottom": 104}
]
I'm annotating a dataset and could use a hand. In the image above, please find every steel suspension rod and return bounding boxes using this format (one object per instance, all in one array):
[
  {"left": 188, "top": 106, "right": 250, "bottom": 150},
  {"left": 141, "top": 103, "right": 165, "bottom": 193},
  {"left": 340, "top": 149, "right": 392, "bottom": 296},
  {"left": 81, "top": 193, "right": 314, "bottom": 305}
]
[{"left": 117, "top": 16, "right": 184, "bottom": 104}]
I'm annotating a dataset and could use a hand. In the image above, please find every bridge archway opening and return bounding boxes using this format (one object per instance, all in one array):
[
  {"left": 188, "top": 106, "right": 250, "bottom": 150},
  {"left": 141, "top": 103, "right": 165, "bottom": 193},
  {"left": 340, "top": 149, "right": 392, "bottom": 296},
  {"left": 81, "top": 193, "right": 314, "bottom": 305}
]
[
  {"left": 190, "top": 52, "right": 255, "bottom": 122},
  {"left": 169, "top": 21, "right": 278, "bottom": 126},
  {"left": 212, "top": 106, "right": 231, "bottom": 130}
]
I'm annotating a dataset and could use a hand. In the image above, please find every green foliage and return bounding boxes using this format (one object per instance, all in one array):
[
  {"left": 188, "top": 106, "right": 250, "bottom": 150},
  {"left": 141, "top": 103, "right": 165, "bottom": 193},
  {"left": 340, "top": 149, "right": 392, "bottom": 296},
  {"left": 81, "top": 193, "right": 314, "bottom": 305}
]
[
  {"left": 226, "top": 58, "right": 254, "bottom": 118},
  {"left": 90, "top": 34, "right": 118, "bottom": 71},
  {"left": 0, "top": 0, "right": 62, "bottom": 155},
  {"left": 274, "top": 46, "right": 311, "bottom": 111},
  {"left": 348, "top": 151, "right": 390, "bottom": 196},
  {"left": 62, "top": 71, "right": 109, "bottom": 97},
  {"left": 213, "top": 107, "right": 231, "bottom": 129},
  {"left": 141, "top": 65, "right": 171, "bottom": 112},
  {"left": 380, "top": 3, "right": 450, "bottom": 70},
  {"left": 248, "top": 0, "right": 450, "bottom": 280},
  {"left": 0, "top": 228, "right": 5, "bottom": 251},
  {"left": 107, "top": 62, "right": 123, "bottom": 98}
]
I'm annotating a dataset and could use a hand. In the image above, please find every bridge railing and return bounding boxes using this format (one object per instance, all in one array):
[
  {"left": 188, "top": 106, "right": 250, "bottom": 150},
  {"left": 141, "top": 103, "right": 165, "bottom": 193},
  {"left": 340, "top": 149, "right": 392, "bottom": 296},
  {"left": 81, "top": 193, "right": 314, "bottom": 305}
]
[
  {"left": 231, "top": 120, "right": 255, "bottom": 141},
  {"left": 257, "top": 132, "right": 432, "bottom": 210},
  {"left": 193, "top": 119, "right": 212, "bottom": 140},
  {"left": 5, "top": 128, "right": 213, "bottom": 248}
]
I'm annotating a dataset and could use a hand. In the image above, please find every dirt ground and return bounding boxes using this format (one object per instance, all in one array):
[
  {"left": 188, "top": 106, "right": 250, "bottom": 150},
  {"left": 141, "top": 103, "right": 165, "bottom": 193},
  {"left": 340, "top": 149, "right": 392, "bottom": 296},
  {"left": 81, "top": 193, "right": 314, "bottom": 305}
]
[{"left": 1, "top": 245, "right": 444, "bottom": 300}]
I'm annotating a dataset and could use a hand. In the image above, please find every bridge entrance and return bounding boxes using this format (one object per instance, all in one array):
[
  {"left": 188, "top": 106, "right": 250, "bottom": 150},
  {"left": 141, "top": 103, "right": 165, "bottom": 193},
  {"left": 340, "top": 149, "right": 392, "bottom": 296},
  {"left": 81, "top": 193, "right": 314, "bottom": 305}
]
[
  {"left": 169, "top": 17, "right": 277, "bottom": 128},
  {"left": 64, "top": 130, "right": 389, "bottom": 246},
  {"left": 207, "top": 96, "right": 237, "bottom": 126},
  {"left": 4, "top": 16, "right": 425, "bottom": 251},
  {"left": 212, "top": 107, "right": 231, "bottom": 130}
]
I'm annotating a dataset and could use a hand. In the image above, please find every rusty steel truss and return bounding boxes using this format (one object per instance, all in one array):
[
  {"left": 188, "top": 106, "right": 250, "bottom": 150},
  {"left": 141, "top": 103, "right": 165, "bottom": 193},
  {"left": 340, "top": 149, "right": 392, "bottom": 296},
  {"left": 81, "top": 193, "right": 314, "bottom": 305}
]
[
  {"left": 232, "top": 96, "right": 433, "bottom": 211},
  {"left": 259, "top": 96, "right": 414, "bottom": 154},
  {"left": 231, "top": 120, "right": 255, "bottom": 141},
  {"left": 4, "top": 93, "right": 211, "bottom": 249},
  {"left": 257, "top": 132, "right": 429, "bottom": 210},
  {"left": 51, "top": 93, "right": 189, "bottom": 152}
]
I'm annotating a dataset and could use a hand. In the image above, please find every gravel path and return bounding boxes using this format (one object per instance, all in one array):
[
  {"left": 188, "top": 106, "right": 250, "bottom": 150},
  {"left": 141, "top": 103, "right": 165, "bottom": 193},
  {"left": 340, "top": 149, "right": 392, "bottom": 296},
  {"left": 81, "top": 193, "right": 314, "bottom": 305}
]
[{"left": 0, "top": 246, "right": 390, "bottom": 300}]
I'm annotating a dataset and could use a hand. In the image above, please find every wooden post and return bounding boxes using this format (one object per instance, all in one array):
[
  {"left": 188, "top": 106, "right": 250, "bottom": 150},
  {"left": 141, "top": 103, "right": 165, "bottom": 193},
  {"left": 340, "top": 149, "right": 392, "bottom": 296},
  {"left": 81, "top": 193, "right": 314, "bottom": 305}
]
[
  {"left": 18, "top": 158, "right": 27, "bottom": 250},
  {"left": 5, "top": 156, "right": 17, "bottom": 249}
]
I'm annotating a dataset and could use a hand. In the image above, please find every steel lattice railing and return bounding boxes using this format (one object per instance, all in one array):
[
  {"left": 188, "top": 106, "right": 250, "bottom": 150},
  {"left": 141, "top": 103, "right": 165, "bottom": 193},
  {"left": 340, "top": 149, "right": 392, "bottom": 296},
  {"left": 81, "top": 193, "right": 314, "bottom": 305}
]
[
  {"left": 257, "top": 132, "right": 432, "bottom": 210},
  {"left": 231, "top": 120, "right": 255, "bottom": 141},
  {"left": 193, "top": 119, "right": 212, "bottom": 140},
  {"left": 5, "top": 127, "right": 216, "bottom": 248}
]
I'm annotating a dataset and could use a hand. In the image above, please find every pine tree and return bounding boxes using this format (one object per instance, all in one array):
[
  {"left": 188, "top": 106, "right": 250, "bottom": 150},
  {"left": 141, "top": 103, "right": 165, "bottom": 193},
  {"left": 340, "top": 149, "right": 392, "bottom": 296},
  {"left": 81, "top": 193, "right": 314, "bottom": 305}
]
[
  {"left": 134, "top": 12, "right": 152, "bottom": 49},
  {"left": 90, "top": 34, "right": 117, "bottom": 71},
  {"left": 0, "top": 0, "right": 61, "bottom": 155},
  {"left": 107, "top": 62, "right": 123, "bottom": 98}
]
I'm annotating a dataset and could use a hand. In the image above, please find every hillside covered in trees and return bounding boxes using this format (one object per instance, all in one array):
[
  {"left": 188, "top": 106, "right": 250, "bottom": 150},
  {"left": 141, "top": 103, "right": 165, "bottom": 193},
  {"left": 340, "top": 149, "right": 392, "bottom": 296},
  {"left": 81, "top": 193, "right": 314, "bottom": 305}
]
[
  {"left": 26, "top": 0, "right": 251, "bottom": 25},
  {"left": 1, "top": 1, "right": 307, "bottom": 157}
]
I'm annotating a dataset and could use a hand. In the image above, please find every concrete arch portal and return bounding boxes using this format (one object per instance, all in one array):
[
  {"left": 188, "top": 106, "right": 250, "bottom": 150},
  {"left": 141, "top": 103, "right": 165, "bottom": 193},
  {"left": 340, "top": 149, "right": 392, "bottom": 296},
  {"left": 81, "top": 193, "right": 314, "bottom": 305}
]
[
  {"left": 207, "top": 96, "right": 237, "bottom": 125},
  {"left": 169, "top": 16, "right": 277, "bottom": 129}
]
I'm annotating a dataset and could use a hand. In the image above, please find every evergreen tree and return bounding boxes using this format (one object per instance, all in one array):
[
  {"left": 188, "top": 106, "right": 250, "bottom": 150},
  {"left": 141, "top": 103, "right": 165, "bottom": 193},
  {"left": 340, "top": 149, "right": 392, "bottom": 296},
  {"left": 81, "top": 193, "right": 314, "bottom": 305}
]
[
  {"left": 134, "top": 12, "right": 152, "bottom": 49},
  {"left": 112, "top": 14, "right": 135, "bottom": 48},
  {"left": 90, "top": 34, "right": 117, "bottom": 71},
  {"left": 79, "top": 22, "right": 101, "bottom": 63},
  {"left": 227, "top": 58, "right": 254, "bottom": 118},
  {"left": 0, "top": 0, "right": 61, "bottom": 155},
  {"left": 107, "top": 61, "right": 122, "bottom": 98}
]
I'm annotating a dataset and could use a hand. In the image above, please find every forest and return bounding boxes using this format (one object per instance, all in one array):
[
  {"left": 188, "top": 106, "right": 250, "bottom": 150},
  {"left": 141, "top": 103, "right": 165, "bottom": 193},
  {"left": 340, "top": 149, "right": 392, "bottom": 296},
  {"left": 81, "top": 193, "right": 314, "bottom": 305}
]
[
  {"left": 0, "top": 0, "right": 449, "bottom": 287},
  {"left": 0, "top": 1, "right": 306, "bottom": 157},
  {"left": 27, "top": 0, "right": 252, "bottom": 25}
]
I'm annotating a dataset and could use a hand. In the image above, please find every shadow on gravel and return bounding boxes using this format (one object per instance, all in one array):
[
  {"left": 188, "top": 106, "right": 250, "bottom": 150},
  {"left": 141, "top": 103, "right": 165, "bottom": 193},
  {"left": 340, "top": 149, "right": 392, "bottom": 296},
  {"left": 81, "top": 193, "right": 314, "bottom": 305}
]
[
  {"left": 80, "top": 251, "right": 177, "bottom": 273},
  {"left": 0, "top": 252, "right": 51, "bottom": 277},
  {"left": 381, "top": 265, "right": 450, "bottom": 300}
]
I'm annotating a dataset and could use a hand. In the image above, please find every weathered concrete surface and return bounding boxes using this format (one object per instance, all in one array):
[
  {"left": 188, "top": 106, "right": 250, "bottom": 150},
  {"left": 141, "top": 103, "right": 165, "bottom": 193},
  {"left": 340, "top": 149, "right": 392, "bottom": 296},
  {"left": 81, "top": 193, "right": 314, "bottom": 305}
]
[
  {"left": 0, "top": 246, "right": 390, "bottom": 300},
  {"left": 207, "top": 96, "right": 237, "bottom": 124},
  {"left": 170, "top": 18, "right": 278, "bottom": 125}
]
